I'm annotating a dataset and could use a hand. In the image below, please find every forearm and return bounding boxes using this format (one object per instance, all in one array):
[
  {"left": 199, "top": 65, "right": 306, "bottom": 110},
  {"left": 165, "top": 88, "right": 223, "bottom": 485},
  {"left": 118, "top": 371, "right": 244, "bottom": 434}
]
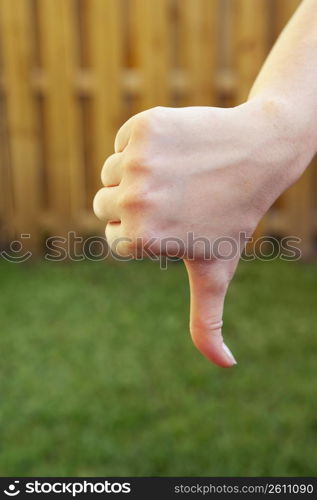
[{"left": 249, "top": 0, "right": 317, "bottom": 157}]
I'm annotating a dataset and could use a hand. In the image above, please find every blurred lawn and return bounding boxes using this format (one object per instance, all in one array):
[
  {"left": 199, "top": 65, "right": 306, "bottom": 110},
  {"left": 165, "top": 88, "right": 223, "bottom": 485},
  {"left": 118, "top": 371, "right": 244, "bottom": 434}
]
[{"left": 0, "top": 258, "right": 316, "bottom": 476}]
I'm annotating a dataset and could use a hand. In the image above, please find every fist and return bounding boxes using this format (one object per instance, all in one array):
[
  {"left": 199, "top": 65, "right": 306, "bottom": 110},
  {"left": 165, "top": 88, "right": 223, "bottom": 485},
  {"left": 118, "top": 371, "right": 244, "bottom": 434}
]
[{"left": 94, "top": 102, "right": 303, "bottom": 367}]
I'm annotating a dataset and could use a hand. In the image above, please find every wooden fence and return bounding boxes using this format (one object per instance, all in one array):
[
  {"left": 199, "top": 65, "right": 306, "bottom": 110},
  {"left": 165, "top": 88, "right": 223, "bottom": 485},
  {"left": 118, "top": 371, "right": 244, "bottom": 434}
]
[{"left": 0, "top": 0, "right": 316, "bottom": 255}]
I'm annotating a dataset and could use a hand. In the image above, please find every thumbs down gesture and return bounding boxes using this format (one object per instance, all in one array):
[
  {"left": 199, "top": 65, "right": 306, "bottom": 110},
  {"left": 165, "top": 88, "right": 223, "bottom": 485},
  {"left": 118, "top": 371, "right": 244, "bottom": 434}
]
[{"left": 94, "top": 101, "right": 306, "bottom": 367}]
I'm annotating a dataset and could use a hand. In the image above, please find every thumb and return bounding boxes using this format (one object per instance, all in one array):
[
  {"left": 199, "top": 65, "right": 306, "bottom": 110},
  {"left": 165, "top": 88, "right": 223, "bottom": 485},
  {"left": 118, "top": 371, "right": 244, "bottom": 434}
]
[{"left": 184, "top": 258, "right": 237, "bottom": 368}]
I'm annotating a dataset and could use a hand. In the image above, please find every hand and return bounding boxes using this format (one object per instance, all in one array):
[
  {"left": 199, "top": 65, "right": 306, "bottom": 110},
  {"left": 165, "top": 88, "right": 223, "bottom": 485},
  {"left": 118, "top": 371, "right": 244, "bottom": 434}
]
[{"left": 94, "top": 100, "right": 306, "bottom": 367}]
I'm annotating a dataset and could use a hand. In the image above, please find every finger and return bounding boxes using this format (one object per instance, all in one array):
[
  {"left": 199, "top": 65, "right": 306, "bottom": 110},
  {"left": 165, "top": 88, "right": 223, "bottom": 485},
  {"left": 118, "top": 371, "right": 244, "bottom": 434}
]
[
  {"left": 101, "top": 153, "right": 123, "bottom": 187},
  {"left": 93, "top": 186, "right": 121, "bottom": 223},
  {"left": 105, "top": 221, "right": 133, "bottom": 257},
  {"left": 184, "top": 259, "right": 238, "bottom": 368},
  {"left": 114, "top": 115, "right": 137, "bottom": 153}
]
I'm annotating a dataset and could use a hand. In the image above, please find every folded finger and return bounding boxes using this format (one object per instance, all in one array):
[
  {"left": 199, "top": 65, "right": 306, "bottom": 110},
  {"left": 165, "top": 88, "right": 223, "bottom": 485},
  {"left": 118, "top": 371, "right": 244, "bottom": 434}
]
[
  {"left": 105, "top": 221, "right": 133, "bottom": 257},
  {"left": 114, "top": 116, "right": 137, "bottom": 153},
  {"left": 101, "top": 152, "right": 123, "bottom": 187},
  {"left": 93, "top": 186, "right": 121, "bottom": 223}
]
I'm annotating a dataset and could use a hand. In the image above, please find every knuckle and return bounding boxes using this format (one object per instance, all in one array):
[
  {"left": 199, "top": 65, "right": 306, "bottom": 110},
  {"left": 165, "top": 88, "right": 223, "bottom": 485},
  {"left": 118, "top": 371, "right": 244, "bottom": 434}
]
[
  {"left": 118, "top": 188, "right": 151, "bottom": 211},
  {"left": 124, "top": 153, "right": 148, "bottom": 174},
  {"left": 133, "top": 107, "right": 163, "bottom": 136},
  {"left": 189, "top": 319, "right": 224, "bottom": 355},
  {"left": 191, "top": 318, "right": 223, "bottom": 336},
  {"left": 133, "top": 113, "right": 151, "bottom": 136},
  {"left": 118, "top": 192, "right": 134, "bottom": 210},
  {"left": 148, "top": 106, "right": 164, "bottom": 118}
]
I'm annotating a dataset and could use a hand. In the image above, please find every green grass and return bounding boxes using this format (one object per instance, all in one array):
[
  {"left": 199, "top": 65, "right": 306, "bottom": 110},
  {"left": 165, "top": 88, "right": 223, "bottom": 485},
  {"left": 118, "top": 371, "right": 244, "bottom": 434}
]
[{"left": 0, "top": 258, "right": 316, "bottom": 476}]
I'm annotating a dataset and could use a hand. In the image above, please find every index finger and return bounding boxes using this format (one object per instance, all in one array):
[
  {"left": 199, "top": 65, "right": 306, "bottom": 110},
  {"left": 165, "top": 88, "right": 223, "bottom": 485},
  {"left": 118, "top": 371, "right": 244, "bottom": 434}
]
[{"left": 114, "top": 115, "right": 137, "bottom": 153}]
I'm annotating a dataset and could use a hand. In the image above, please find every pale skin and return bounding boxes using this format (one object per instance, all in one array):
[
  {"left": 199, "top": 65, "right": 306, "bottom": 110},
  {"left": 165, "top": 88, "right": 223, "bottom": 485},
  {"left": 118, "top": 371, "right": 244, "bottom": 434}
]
[{"left": 94, "top": 0, "right": 317, "bottom": 368}]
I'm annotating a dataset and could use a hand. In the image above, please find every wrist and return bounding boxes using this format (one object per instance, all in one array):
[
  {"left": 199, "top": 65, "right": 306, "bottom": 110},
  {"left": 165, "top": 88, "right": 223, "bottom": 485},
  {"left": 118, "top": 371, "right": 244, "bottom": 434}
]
[{"left": 246, "top": 95, "right": 316, "bottom": 179}]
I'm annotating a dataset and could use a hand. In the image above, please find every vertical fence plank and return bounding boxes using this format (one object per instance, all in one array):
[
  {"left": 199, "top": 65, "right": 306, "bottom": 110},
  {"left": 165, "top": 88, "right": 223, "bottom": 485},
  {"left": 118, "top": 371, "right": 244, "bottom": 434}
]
[
  {"left": 275, "top": 0, "right": 316, "bottom": 257},
  {"left": 131, "top": 0, "right": 170, "bottom": 110},
  {"left": 0, "top": 0, "right": 39, "bottom": 250},
  {"left": 0, "top": 91, "right": 14, "bottom": 244},
  {"left": 0, "top": 93, "right": 6, "bottom": 240},
  {"left": 233, "top": 0, "right": 270, "bottom": 104},
  {"left": 233, "top": 0, "right": 270, "bottom": 243},
  {"left": 86, "top": 0, "right": 122, "bottom": 207},
  {"left": 178, "top": 0, "right": 218, "bottom": 106},
  {"left": 38, "top": 0, "right": 84, "bottom": 234},
  {"left": 216, "top": 0, "right": 237, "bottom": 107}
]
